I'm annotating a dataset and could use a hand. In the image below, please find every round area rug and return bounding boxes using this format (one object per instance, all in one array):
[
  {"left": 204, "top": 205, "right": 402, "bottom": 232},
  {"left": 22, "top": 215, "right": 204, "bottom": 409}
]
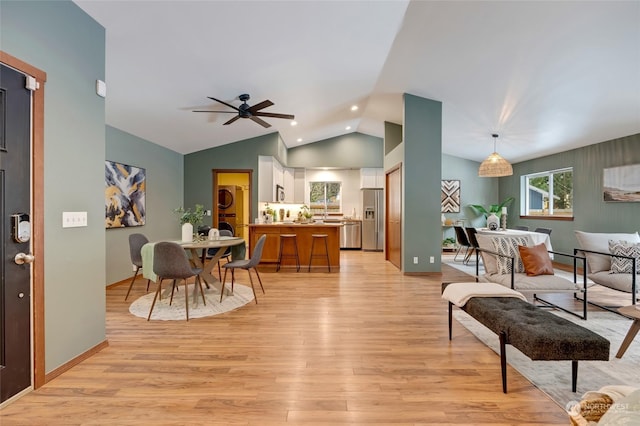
[{"left": 129, "top": 282, "right": 254, "bottom": 320}]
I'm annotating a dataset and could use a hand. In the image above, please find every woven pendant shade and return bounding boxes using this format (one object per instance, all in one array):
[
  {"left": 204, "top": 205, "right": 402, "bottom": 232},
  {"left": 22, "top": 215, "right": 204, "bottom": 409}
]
[{"left": 478, "top": 134, "right": 513, "bottom": 177}]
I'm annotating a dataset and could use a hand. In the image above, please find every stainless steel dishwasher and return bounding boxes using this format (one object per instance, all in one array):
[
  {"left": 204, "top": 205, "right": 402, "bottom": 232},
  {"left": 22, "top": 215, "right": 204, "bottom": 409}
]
[{"left": 340, "top": 220, "right": 362, "bottom": 249}]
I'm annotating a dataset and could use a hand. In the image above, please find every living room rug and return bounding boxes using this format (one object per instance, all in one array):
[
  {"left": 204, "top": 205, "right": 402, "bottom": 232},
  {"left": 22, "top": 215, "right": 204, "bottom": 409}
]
[
  {"left": 129, "top": 282, "right": 254, "bottom": 320},
  {"left": 452, "top": 308, "right": 640, "bottom": 410}
]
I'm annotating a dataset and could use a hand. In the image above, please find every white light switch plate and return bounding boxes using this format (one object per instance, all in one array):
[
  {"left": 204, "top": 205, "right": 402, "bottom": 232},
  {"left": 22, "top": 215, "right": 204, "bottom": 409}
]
[{"left": 62, "top": 211, "right": 88, "bottom": 228}]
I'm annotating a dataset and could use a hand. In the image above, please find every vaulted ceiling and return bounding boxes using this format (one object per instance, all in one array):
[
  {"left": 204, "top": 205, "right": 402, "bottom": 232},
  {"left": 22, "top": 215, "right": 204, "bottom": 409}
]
[{"left": 74, "top": 0, "right": 640, "bottom": 163}]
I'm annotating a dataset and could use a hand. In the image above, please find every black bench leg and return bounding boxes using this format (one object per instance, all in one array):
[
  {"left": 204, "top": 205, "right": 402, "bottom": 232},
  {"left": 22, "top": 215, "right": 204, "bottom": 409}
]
[
  {"left": 448, "top": 302, "right": 453, "bottom": 340},
  {"left": 500, "top": 331, "right": 507, "bottom": 393},
  {"left": 572, "top": 361, "right": 578, "bottom": 392}
]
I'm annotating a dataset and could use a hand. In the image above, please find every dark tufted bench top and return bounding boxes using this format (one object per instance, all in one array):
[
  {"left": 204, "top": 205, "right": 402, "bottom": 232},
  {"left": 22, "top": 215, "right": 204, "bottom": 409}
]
[
  {"left": 463, "top": 297, "right": 609, "bottom": 361},
  {"left": 444, "top": 282, "right": 610, "bottom": 393}
]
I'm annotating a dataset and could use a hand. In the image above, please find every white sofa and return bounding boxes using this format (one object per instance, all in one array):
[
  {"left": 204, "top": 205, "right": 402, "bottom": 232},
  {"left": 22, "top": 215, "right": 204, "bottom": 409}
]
[
  {"left": 574, "top": 231, "right": 639, "bottom": 308},
  {"left": 475, "top": 233, "right": 589, "bottom": 319}
]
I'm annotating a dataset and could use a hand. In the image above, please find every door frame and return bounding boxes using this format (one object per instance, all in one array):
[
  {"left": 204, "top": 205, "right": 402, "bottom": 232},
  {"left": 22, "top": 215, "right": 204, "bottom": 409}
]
[
  {"left": 385, "top": 163, "right": 402, "bottom": 269},
  {"left": 212, "top": 169, "right": 253, "bottom": 228},
  {"left": 1, "top": 51, "right": 46, "bottom": 389}
]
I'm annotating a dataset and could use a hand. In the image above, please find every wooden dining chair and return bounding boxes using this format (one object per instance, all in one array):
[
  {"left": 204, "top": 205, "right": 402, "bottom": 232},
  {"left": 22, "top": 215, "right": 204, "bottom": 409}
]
[
  {"left": 148, "top": 242, "right": 205, "bottom": 321},
  {"left": 220, "top": 235, "right": 266, "bottom": 303},
  {"left": 125, "top": 233, "right": 151, "bottom": 301}
]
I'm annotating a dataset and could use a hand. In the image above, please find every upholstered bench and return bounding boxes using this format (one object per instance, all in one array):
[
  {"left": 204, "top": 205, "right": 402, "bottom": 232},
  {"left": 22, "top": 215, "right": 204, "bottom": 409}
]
[{"left": 442, "top": 282, "right": 610, "bottom": 393}]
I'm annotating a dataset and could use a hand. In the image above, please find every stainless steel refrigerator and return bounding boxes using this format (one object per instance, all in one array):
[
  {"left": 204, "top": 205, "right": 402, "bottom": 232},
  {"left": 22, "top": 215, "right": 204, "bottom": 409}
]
[{"left": 362, "top": 189, "right": 384, "bottom": 251}]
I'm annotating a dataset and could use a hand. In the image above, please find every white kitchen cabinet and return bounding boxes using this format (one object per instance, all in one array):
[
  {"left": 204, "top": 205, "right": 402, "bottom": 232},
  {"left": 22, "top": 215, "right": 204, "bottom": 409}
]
[
  {"left": 360, "top": 168, "right": 384, "bottom": 189},
  {"left": 283, "top": 167, "right": 295, "bottom": 202},
  {"left": 258, "top": 155, "right": 285, "bottom": 202},
  {"left": 293, "top": 168, "right": 306, "bottom": 203}
]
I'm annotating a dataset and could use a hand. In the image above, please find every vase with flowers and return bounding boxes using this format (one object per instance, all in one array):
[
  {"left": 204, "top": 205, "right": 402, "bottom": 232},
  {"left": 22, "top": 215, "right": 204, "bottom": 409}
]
[{"left": 175, "top": 204, "right": 205, "bottom": 242}]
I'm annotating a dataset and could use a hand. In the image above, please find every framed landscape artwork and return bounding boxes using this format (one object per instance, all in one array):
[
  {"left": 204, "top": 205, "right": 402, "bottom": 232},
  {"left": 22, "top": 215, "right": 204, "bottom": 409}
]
[
  {"left": 603, "top": 164, "right": 640, "bottom": 202},
  {"left": 105, "top": 160, "right": 146, "bottom": 228},
  {"left": 441, "top": 179, "right": 461, "bottom": 213}
]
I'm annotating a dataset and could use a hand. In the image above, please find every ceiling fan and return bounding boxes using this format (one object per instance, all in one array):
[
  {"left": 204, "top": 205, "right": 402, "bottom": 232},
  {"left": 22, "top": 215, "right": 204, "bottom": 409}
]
[{"left": 193, "top": 93, "right": 294, "bottom": 128}]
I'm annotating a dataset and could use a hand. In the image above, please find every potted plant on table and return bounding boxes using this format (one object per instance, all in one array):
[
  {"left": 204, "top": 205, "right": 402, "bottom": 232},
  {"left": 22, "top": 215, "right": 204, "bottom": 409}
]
[
  {"left": 469, "top": 196, "right": 514, "bottom": 229},
  {"left": 299, "top": 204, "right": 313, "bottom": 223},
  {"left": 175, "top": 204, "right": 206, "bottom": 242}
]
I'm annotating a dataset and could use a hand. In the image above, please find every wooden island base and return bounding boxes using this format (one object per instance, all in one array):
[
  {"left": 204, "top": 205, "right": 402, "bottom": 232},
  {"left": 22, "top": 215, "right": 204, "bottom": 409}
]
[{"left": 249, "top": 223, "right": 341, "bottom": 271}]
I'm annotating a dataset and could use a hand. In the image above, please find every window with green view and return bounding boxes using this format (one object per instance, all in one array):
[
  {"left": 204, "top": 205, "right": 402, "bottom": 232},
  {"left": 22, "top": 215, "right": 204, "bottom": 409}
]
[
  {"left": 309, "top": 182, "right": 342, "bottom": 215},
  {"left": 521, "top": 168, "right": 573, "bottom": 217}
]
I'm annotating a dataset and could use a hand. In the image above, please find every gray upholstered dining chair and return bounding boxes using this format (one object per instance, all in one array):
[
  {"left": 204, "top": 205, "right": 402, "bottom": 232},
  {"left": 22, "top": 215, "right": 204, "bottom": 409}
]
[
  {"left": 211, "top": 229, "right": 234, "bottom": 279},
  {"left": 220, "top": 234, "right": 266, "bottom": 303},
  {"left": 125, "top": 233, "right": 151, "bottom": 301},
  {"left": 148, "top": 242, "right": 205, "bottom": 321},
  {"left": 513, "top": 225, "right": 529, "bottom": 231},
  {"left": 534, "top": 227, "right": 552, "bottom": 235}
]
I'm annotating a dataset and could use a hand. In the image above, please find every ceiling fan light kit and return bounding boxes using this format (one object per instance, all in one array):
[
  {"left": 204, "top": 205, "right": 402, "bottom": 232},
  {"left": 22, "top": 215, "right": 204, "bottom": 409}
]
[
  {"left": 478, "top": 133, "right": 513, "bottom": 177},
  {"left": 193, "top": 93, "right": 294, "bottom": 128}
]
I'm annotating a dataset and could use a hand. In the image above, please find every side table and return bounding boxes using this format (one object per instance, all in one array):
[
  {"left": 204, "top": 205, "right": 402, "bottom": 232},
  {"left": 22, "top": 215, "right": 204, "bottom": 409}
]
[{"left": 615, "top": 305, "right": 640, "bottom": 358}]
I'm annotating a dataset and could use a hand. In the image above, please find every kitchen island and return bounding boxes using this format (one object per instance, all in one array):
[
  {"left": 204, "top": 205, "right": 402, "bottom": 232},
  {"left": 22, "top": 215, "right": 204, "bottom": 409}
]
[{"left": 249, "top": 223, "right": 341, "bottom": 270}]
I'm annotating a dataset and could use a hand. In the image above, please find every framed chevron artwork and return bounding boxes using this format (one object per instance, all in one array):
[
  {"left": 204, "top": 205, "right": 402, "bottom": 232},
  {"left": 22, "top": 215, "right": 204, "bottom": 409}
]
[{"left": 441, "top": 180, "right": 460, "bottom": 213}]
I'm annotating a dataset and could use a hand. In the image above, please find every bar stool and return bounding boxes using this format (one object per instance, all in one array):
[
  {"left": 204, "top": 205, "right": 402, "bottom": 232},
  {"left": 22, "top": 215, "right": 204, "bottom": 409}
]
[
  {"left": 277, "top": 234, "right": 300, "bottom": 272},
  {"left": 308, "top": 234, "right": 331, "bottom": 272}
]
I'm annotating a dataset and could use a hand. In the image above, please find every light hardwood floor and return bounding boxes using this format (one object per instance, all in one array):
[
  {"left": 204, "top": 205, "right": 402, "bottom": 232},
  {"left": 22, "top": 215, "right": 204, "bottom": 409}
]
[{"left": 0, "top": 251, "right": 569, "bottom": 425}]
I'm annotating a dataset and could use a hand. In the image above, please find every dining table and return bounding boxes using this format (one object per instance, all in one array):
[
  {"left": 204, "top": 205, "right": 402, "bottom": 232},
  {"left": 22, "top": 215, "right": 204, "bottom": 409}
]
[{"left": 141, "top": 236, "right": 246, "bottom": 295}]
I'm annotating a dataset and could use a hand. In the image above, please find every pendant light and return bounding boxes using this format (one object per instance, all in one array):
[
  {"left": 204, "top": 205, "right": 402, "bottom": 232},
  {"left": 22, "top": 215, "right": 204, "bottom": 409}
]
[{"left": 478, "top": 133, "right": 513, "bottom": 177}]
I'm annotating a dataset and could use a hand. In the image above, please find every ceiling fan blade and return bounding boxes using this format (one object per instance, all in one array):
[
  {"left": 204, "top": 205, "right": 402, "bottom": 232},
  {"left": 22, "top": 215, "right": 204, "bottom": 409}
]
[
  {"left": 248, "top": 100, "right": 274, "bottom": 113},
  {"left": 223, "top": 115, "right": 241, "bottom": 125},
  {"left": 207, "top": 96, "right": 240, "bottom": 111},
  {"left": 254, "top": 112, "right": 295, "bottom": 120},
  {"left": 193, "top": 110, "right": 237, "bottom": 113},
  {"left": 250, "top": 116, "right": 272, "bottom": 128}
]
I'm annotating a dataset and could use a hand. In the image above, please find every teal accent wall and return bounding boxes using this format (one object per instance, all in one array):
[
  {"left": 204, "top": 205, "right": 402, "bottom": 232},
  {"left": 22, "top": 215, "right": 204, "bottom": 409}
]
[
  {"left": 287, "top": 132, "right": 383, "bottom": 168},
  {"left": 384, "top": 122, "right": 402, "bottom": 155},
  {"left": 184, "top": 132, "right": 384, "bottom": 223},
  {"left": 183, "top": 133, "right": 281, "bottom": 223},
  {"left": 442, "top": 153, "right": 497, "bottom": 227},
  {"left": 1, "top": 1, "right": 107, "bottom": 372},
  {"left": 403, "top": 94, "right": 442, "bottom": 273},
  {"left": 105, "top": 126, "right": 183, "bottom": 284},
  {"left": 499, "top": 133, "right": 640, "bottom": 259}
]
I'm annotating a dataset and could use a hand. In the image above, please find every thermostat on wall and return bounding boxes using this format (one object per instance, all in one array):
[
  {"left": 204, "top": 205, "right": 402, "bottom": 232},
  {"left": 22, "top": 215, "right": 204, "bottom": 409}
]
[{"left": 96, "top": 79, "right": 107, "bottom": 98}]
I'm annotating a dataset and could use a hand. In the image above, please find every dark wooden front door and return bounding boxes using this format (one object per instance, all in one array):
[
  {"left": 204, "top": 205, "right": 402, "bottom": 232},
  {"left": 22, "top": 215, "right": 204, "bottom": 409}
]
[{"left": 1, "top": 63, "right": 33, "bottom": 402}]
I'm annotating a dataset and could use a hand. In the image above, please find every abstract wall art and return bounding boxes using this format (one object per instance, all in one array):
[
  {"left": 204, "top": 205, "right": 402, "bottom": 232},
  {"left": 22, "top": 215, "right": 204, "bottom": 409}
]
[
  {"left": 603, "top": 163, "right": 640, "bottom": 202},
  {"left": 105, "top": 160, "right": 146, "bottom": 228},
  {"left": 441, "top": 179, "right": 460, "bottom": 213}
]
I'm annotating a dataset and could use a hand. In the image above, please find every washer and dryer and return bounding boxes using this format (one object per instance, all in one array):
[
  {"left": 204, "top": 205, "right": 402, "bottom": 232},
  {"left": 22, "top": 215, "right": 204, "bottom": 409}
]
[{"left": 218, "top": 185, "right": 243, "bottom": 236}]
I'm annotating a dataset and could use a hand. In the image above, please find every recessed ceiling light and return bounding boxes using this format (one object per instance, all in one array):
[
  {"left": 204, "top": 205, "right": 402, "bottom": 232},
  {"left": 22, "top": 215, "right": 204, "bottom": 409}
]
[
  {"left": 297, "top": 138, "right": 303, "bottom": 142},
  {"left": 345, "top": 126, "right": 351, "bottom": 130},
  {"left": 290, "top": 120, "right": 297, "bottom": 126},
  {"left": 351, "top": 105, "right": 358, "bottom": 111}
]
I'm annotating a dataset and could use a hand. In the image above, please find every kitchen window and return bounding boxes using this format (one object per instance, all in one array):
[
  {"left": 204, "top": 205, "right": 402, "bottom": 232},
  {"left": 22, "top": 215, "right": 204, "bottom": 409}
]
[
  {"left": 309, "top": 182, "right": 341, "bottom": 215},
  {"left": 521, "top": 168, "right": 573, "bottom": 218}
]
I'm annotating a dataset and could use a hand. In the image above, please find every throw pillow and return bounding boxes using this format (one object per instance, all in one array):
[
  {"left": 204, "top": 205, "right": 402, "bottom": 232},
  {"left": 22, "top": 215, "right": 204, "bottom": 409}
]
[
  {"left": 518, "top": 243, "right": 554, "bottom": 276},
  {"left": 608, "top": 240, "right": 640, "bottom": 274},
  {"left": 575, "top": 231, "right": 640, "bottom": 273},
  {"left": 491, "top": 236, "right": 529, "bottom": 275}
]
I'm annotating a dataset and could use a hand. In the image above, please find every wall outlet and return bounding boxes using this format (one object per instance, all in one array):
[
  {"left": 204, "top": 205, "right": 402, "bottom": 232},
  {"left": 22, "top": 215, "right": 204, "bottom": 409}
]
[
  {"left": 413, "top": 256, "right": 418, "bottom": 264},
  {"left": 132, "top": 264, "right": 138, "bottom": 272},
  {"left": 429, "top": 256, "right": 435, "bottom": 263}
]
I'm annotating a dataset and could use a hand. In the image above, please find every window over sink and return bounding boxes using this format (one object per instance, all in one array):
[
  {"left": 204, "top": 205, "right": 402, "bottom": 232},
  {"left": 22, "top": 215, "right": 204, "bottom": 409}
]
[{"left": 309, "top": 181, "right": 342, "bottom": 215}]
